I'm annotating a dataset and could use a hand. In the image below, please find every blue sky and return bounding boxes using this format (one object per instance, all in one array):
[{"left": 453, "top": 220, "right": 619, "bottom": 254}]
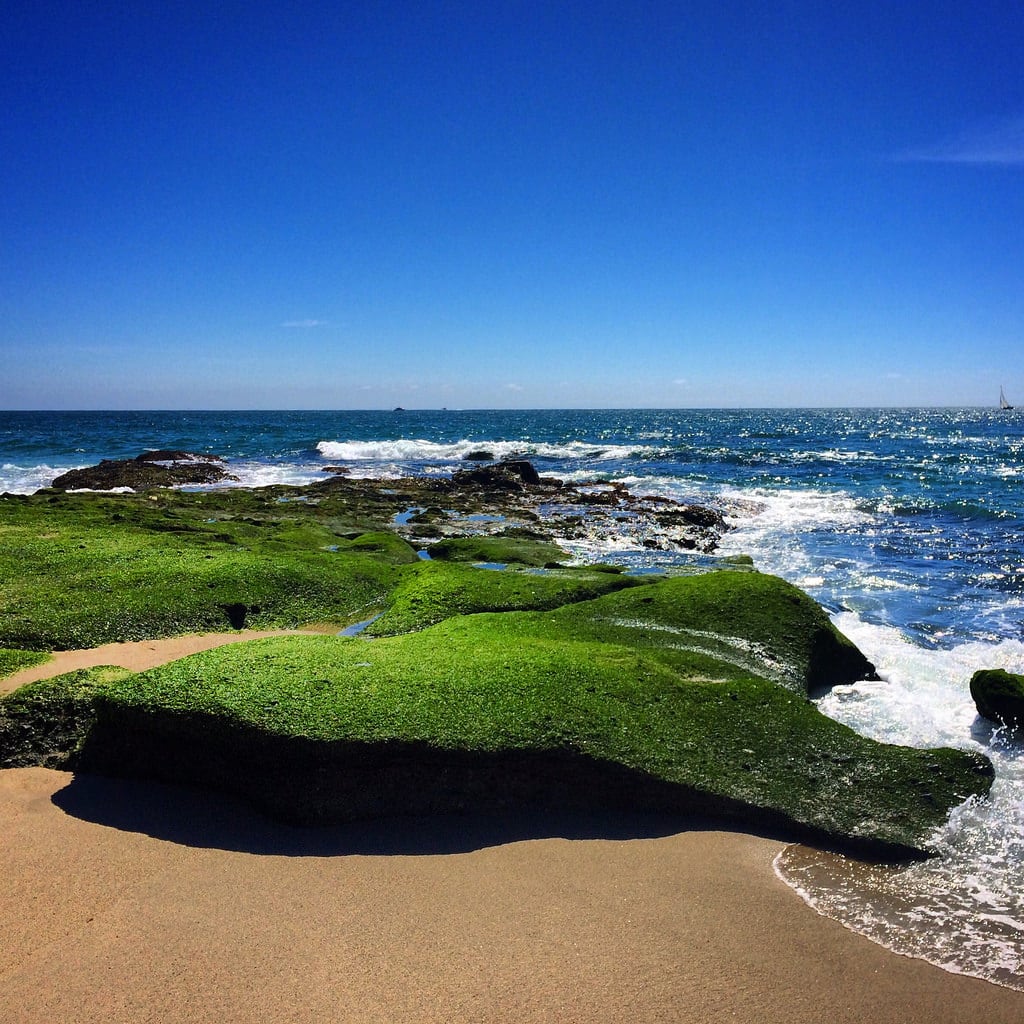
[{"left": 2, "top": 2, "right": 1023, "bottom": 409}]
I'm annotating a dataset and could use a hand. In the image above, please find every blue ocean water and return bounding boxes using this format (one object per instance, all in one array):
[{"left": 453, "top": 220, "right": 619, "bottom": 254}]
[{"left": 1, "top": 407, "right": 1023, "bottom": 986}]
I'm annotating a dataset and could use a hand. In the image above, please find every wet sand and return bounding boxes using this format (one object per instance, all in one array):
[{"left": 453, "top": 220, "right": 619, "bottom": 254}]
[{"left": 1, "top": 766, "right": 1022, "bottom": 1024}]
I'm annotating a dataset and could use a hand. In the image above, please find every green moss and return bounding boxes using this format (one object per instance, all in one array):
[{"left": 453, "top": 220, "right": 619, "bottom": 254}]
[
  {"left": 60, "top": 623, "right": 989, "bottom": 855},
  {"left": 426, "top": 535, "right": 568, "bottom": 566},
  {"left": 337, "top": 531, "right": 420, "bottom": 563},
  {"left": 500, "top": 570, "right": 876, "bottom": 696},
  {"left": 0, "top": 488, "right": 992, "bottom": 858},
  {"left": 0, "top": 667, "right": 130, "bottom": 768},
  {"left": 970, "top": 668, "right": 1024, "bottom": 729},
  {"left": 0, "top": 494, "right": 408, "bottom": 648},
  {"left": 0, "top": 648, "right": 51, "bottom": 678},
  {"left": 364, "top": 561, "right": 644, "bottom": 636},
  {"left": 719, "top": 553, "right": 755, "bottom": 567}
]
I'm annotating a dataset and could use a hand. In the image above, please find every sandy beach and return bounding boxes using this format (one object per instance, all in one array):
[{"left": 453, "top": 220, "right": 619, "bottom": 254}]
[
  {"left": 1, "top": 765, "right": 1021, "bottom": 1024},
  {"left": 0, "top": 631, "right": 326, "bottom": 695}
]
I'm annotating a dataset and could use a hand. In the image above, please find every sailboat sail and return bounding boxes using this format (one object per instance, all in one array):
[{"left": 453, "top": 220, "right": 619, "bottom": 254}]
[{"left": 1000, "top": 386, "right": 1014, "bottom": 410}]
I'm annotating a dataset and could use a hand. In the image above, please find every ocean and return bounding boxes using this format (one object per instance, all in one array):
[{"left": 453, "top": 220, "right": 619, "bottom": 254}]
[{"left": 1, "top": 407, "right": 1022, "bottom": 989}]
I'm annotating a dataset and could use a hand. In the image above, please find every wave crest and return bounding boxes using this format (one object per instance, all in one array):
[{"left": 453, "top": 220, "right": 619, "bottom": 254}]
[{"left": 315, "top": 438, "right": 649, "bottom": 462}]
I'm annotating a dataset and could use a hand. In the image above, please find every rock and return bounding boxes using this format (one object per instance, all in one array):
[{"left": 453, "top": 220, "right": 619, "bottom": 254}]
[
  {"left": 50, "top": 453, "right": 235, "bottom": 491},
  {"left": 135, "top": 450, "right": 224, "bottom": 464},
  {"left": 426, "top": 535, "right": 567, "bottom": 566},
  {"left": 463, "top": 449, "right": 496, "bottom": 461},
  {"left": 450, "top": 459, "right": 543, "bottom": 490},
  {"left": 720, "top": 554, "right": 755, "bottom": 567},
  {"left": 321, "top": 466, "right": 350, "bottom": 475},
  {"left": 970, "top": 669, "right": 1024, "bottom": 730},
  {"left": 408, "top": 507, "right": 448, "bottom": 524}
]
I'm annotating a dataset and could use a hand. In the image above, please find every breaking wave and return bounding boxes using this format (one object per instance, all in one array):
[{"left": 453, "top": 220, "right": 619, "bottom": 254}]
[{"left": 315, "top": 438, "right": 651, "bottom": 464}]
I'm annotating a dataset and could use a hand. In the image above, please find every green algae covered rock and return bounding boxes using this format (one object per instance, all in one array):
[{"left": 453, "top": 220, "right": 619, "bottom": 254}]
[
  {"left": 0, "top": 493, "right": 411, "bottom": 648},
  {"left": 970, "top": 668, "right": 1024, "bottom": 730},
  {"left": 0, "top": 486, "right": 994, "bottom": 859},
  {"left": 527, "top": 569, "right": 877, "bottom": 697},
  {"left": 363, "top": 561, "right": 644, "bottom": 636},
  {"left": 425, "top": 535, "right": 568, "bottom": 567},
  {"left": 0, "top": 666, "right": 131, "bottom": 768},
  {"left": 0, "top": 573, "right": 991, "bottom": 859}
]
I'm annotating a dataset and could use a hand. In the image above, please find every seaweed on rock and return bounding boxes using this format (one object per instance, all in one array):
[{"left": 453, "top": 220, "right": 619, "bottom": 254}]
[
  {"left": 0, "top": 481, "right": 995, "bottom": 859},
  {"left": 0, "top": 577, "right": 992, "bottom": 859}
]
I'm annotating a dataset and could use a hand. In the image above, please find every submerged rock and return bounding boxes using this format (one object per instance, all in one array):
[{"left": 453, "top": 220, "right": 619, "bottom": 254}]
[{"left": 970, "top": 668, "right": 1024, "bottom": 730}]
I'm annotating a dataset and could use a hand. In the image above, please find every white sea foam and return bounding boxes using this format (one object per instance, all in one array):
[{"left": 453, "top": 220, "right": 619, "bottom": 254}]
[
  {"left": 315, "top": 438, "right": 649, "bottom": 463},
  {"left": 616, "top": 474, "right": 1024, "bottom": 989},
  {"left": 66, "top": 486, "right": 137, "bottom": 494},
  {"left": 0, "top": 463, "right": 87, "bottom": 494},
  {"left": 778, "top": 618, "right": 1024, "bottom": 990},
  {"left": 227, "top": 461, "right": 332, "bottom": 489}
]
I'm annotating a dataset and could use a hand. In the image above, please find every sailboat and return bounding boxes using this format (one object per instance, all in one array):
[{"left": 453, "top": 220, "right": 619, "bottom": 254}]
[{"left": 1000, "top": 386, "right": 1014, "bottom": 411}]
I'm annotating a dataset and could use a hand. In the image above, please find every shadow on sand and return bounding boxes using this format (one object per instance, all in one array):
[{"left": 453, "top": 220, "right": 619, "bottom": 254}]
[{"left": 50, "top": 769, "right": 776, "bottom": 858}]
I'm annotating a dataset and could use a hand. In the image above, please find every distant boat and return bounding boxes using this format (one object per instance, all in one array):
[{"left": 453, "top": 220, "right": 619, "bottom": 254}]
[{"left": 1000, "top": 387, "right": 1014, "bottom": 411}]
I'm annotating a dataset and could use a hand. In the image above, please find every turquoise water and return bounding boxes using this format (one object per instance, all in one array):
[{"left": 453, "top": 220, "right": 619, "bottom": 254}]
[{"left": 2, "top": 407, "right": 1022, "bottom": 986}]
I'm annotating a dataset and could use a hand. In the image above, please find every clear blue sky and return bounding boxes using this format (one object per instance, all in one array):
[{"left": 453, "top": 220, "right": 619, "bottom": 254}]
[{"left": 2, "top": 2, "right": 1023, "bottom": 409}]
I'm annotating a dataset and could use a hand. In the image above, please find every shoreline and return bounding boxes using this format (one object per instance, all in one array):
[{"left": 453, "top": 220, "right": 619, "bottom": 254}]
[
  {"left": 2, "top": 765, "right": 1022, "bottom": 1023},
  {"left": 3, "top": 633, "right": 1021, "bottom": 1007},
  {"left": 2, "top": 460, "right": 1015, "bottom": 1011}
]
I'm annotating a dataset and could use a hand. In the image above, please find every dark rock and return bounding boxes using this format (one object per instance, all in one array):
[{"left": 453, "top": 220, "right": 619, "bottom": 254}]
[
  {"left": 574, "top": 489, "right": 620, "bottom": 506},
  {"left": 463, "top": 449, "right": 495, "bottom": 461},
  {"left": 321, "top": 466, "right": 350, "bottom": 475},
  {"left": 408, "top": 507, "right": 448, "bottom": 524},
  {"left": 136, "top": 450, "right": 224, "bottom": 464},
  {"left": 676, "top": 504, "right": 729, "bottom": 530},
  {"left": 970, "top": 669, "right": 1024, "bottom": 730},
  {"left": 51, "top": 453, "right": 235, "bottom": 491},
  {"left": 451, "top": 459, "right": 542, "bottom": 490}
]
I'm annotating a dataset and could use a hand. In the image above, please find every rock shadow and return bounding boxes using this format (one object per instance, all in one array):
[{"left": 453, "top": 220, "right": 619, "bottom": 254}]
[{"left": 50, "top": 770, "right": 737, "bottom": 858}]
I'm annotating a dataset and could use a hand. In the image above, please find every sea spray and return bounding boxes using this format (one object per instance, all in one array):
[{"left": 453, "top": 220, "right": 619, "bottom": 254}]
[{"left": 775, "top": 620, "right": 1024, "bottom": 990}]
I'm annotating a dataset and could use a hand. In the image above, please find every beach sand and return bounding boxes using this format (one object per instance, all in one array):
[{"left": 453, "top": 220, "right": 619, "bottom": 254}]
[
  {"left": 0, "top": 630, "right": 327, "bottom": 694},
  {"left": 1, "top": 766, "right": 1022, "bottom": 1024}
]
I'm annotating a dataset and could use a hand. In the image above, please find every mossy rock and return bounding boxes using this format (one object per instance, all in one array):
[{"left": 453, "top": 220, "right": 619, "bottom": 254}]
[
  {"left": 0, "top": 574, "right": 990, "bottom": 858},
  {"left": 526, "top": 570, "right": 877, "bottom": 697},
  {"left": 363, "top": 561, "right": 643, "bottom": 636},
  {"left": 970, "top": 668, "right": 1024, "bottom": 730},
  {"left": 0, "top": 493, "right": 410, "bottom": 648},
  {"left": 0, "top": 486, "right": 993, "bottom": 859},
  {"left": 720, "top": 553, "right": 755, "bottom": 567},
  {"left": 426, "top": 535, "right": 567, "bottom": 567},
  {"left": 334, "top": 531, "right": 420, "bottom": 563},
  {"left": 0, "top": 667, "right": 131, "bottom": 768}
]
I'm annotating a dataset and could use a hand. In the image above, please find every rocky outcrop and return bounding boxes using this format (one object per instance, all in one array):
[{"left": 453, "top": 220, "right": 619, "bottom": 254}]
[
  {"left": 451, "top": 459, "right": 544, "bottom": 489},
  {"left": 970, "top": 668, "right": 1024, "bottom": 730},
  {"left": 50, "top": 452, "right": 235, "bottom": 491}
]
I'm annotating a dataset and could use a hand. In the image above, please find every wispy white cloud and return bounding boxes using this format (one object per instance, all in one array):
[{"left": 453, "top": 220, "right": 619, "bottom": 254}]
[
  {"left": 900, "top": 115, "right": 1024, "bottom": 165},
  {"left": 672, "top": 377, "right": 689, "bottom": 386},
  {"left": 506, "top": 382, "right": 524, "bottom": 391},
  {"left": 281, "top": 319, "right": 329, "bottom": 328}
]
